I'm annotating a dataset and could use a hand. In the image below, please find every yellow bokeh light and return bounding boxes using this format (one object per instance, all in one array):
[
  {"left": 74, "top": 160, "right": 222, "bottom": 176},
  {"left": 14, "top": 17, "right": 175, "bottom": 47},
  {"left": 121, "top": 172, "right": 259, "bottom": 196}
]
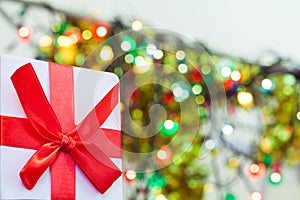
[
  {"left": 82, "top": 30, "right": 92, "bottom": 40},
  {"left": 39, "top": 35, "right": 52, "bottom": 47},
  {"left": 57, "top": 36, "right": 72, "bottom": 47},
  {"left": 132, "top": 20, "right": 143, "bottom": 31},
  {"left": 237, "top": 91, "right": 253, "bottom": 107},
  {"left": 203, "top": 183, "right": 214, "bottom": 193},
  {"left": 156, "top": 194, "right": 167, "bottom": 200},
  {"left": 296, "top": 111, "right": 300, "bottom": 120},
  {"left": 260, "top": 138, "right": 273, "bottom": 153},
  {"left": 228, "top": 157, "right": 239, "bottom": 168},
  {"left": 195, "top": 95, "right": 205, "bottom": 104}
]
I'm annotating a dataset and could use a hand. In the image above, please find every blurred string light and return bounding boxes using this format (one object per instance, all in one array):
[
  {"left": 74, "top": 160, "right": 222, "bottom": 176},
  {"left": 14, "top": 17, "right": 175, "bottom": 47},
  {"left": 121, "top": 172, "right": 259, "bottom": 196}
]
[
  {"left": 146, "top": 44, "right": 157, "bottom": 55},
  {"left": 96, "top": 26, "right": 107, "bottom": 37},
  {"left": 135, "top": 56, "right": 145, "bottom": 66},
  {"left": 57, "top": 35, "right": 72, "bottom": 47},
  {"left": 121, "top": 40, "right": 131, "bottom": 51},
  {"left": 125, "top": 169, "right": 137, "bottom": 182},
  {"left": 153, "top": 49, "right": 164, "bottom": 59},
  {"left": 231, "top": 70, "right": 241, "bottom": 81},
  {"left": 192, "top": 84, "right": 202, "bottom": 95},
  {"left": 17, "top": 25, "right": 33, "bottom": 42},
  {"left": 201, "top": 65, "right": 211, "bottom": 75},
  {"left": 82, "top": 30, "right": 92, "bottom": 40},
  {"left": 133, "top": 57, "right": 151, "bottom": 74},
  {"left": 164, "top": 120, "right": 174, "bottom": 129},
  {"left": 147, "top": 173, "right": 166, "bottom": 189},
  {"left": 283, "top": 74, "right": 296, "bottom": 86},
  {"left": 131, "top": 20, "right": 143, "bottom": 31},
  {"left": 228, "top": 157, "right": 239, "bottom": 169},
  {"left": 158, "top": 119, "right": 179, "bottom": 137},
  {"left": 18, "top": 26, "right": 30, "bottom": 37},
  {"left": 204, "top": 139, "right": 216, "bottom": 150},
  {"left": 260, "top": 138, "right": 273, "bottom": 153},
  {"left": 237, "top": 91, "right": 253, "bottom": 108},
  {"left": 155, "top": 146, "right": 172, "bottom": 165},
  {"left": 249, "top": 163, "right": 260, "bottom": 174},
  {"left": 221, "top": 66, "right": 232, "bottom": 78},
  {"left": 99, "top": 45, "right": 114, "bottom": 61},
  {"left": 222, "top": 123, "right": 234, "bottom": 135},
  {"left": 4, "top": 1, "right": 299, "bottom": 198},
  {"left": 39, "top": 35, "right": 52, "bottom": 47},
  {"left": 178, "top": 63, "right": 188, "bottom": 74},
  {"left": 244, "top": 163, "right": 266, "bottom": 181},
  {"left": 225, "top": 193, "right": 236, "bottom": 200},
  {"left": 171, "top": 81, "right": 190, "bottom": 102},
  {"left": 261, "top": 79, "right": 273, "bottom": 90},
  {"left": 121, "top": 36, "right": 136, "bottom": 52},
  {"left": 269, "top": 172, "right": 282, "bottom": 185},
  {"left": 124, "top": 54, "right": 134, "bottom": 63},
  {"left": 176, "top": 50, "right": 186, "bottom": 60},
  {"left": 296, "top": 111, "right": 300, "bottom": 120},
  {"left": 157, "top": 149, "right": 168, "bottom": 160},
  {"left": 155, "top": 194, "right": 167, "bottom": 200},
  {"left": 249, "top": 192, "right": 263, "bottom": 200}
]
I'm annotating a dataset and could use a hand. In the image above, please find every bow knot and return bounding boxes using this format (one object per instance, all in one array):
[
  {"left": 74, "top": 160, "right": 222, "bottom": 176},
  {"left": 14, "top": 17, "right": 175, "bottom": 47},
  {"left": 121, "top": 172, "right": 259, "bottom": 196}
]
[{"left": 60, "top": 135, "right": 76, "bottom": 152}]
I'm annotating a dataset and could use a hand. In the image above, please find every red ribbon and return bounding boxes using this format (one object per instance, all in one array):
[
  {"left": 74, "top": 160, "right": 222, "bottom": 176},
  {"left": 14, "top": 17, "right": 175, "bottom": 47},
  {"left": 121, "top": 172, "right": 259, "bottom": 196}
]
[{"left": 0, "top": 62, "right": 122, "bottom": 199}]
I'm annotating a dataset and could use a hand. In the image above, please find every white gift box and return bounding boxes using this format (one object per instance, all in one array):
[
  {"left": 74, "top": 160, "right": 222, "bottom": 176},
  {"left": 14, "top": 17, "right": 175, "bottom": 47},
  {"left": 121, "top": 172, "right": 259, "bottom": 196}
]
[{"left": 0, "top": 55, "right": 122, "bottom": 199}]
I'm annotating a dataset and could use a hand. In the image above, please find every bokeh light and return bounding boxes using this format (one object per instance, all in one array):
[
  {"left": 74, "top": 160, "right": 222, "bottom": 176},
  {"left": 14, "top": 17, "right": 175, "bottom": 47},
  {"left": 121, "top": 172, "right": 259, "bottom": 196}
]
[
  {"left": 237, "top": 91, "right": 253, "bottom": 107},
  {"left": 249, "top": 192, "right": 263, "bottom": 200},
  {"left": 269, "top": 172, "right": 282, "bottom": 185},
  {"left": 96, "top": 26, "right": 108, "bottom": 37},
  {"left": 99, "top": 45, "right": 114, "bottom": 61},
  {"left": 125, "top": 169, "right": 137, "bottom": 182},
  {"left": 132, "top": 20, "right": 143, "bottom": 31}
]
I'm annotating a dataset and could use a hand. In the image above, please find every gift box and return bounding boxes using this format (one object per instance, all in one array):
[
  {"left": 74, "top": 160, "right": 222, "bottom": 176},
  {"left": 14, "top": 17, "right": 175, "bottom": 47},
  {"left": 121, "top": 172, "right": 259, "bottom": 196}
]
[{"left": 0, "top": 55, "right": 122, "bottom": 199}]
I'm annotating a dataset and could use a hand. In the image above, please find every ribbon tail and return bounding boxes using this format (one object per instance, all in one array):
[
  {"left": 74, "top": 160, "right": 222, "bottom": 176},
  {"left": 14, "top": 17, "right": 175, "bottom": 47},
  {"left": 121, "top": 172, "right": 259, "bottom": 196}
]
[
  {"left": 70, "top": 145, "right": 122, "bottom": 194},
  {"left": 87, "top": 128, "right": 122, "bottom": 158},
  {"left": 77, "top": 83, "right": 119, "bottom": 141},
  {"left": 20, "top": 142, "right": 61, "bottom": 190}
]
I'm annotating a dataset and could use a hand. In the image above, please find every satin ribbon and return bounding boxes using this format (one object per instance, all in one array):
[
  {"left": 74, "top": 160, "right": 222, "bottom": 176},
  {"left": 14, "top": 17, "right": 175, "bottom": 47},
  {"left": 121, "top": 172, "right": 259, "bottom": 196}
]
[{"left": 1, "top": 62, "right": 121, "bottom": 199}]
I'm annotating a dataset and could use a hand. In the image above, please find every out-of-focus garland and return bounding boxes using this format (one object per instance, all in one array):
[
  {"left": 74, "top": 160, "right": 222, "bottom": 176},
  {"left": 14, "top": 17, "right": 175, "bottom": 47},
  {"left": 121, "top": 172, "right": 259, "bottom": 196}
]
[{"left": 1, "top": 1, "right": 300, "bottom": 200}]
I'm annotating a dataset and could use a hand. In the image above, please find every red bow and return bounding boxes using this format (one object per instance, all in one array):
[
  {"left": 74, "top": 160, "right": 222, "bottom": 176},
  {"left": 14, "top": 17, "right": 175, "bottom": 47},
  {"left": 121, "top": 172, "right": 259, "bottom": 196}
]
[{"left": 1, "top": 62, "right": 121, "bottom": 199}]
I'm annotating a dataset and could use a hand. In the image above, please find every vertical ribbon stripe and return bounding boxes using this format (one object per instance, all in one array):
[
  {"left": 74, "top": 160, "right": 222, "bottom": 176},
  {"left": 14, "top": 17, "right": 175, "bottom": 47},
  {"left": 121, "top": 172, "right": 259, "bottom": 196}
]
[{"left": 49, "top": 63, "right": 76, "bottom": 200}]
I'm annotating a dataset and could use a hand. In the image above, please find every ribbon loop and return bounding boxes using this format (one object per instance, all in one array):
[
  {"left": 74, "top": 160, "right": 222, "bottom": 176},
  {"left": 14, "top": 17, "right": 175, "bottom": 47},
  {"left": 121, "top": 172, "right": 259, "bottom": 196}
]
[{"left": 60, "top": 135, "right": 76, "bottom": 152}]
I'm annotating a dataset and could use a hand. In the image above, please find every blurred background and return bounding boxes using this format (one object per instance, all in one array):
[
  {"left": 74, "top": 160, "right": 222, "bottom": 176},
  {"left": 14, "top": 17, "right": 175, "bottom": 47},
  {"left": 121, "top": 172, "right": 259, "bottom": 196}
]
[{"left": 0, "top": 0, "right": 300, "bottom": 200}]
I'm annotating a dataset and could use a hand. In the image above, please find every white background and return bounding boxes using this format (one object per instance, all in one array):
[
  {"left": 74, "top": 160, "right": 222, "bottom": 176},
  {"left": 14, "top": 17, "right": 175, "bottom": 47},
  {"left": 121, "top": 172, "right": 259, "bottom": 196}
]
[{"left": 1, "top": 0, "right": 300, "bottom": 62}]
